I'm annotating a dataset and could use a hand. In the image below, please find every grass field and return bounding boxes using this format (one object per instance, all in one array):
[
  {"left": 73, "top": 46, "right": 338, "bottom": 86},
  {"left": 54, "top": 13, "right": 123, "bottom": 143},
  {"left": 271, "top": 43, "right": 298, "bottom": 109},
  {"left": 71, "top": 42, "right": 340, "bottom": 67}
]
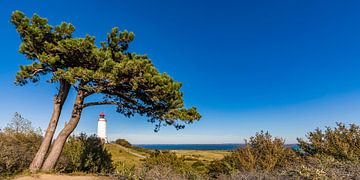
[
  {"left": 105, "top": 143, "right": 229, "bottom": 167},
  {"left": 171, "top": 150, "right": 230, "bottom": 162},
  {"left": 104, "top": 144, "right": 144, "bottom": 167}
]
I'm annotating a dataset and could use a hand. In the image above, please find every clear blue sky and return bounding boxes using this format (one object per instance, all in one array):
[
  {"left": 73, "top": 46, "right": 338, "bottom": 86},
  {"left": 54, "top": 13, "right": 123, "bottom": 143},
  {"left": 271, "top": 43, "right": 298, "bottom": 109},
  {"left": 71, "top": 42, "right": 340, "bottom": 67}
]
[{"left": 1, "top": 0, "right": 360, "bottom": 144}]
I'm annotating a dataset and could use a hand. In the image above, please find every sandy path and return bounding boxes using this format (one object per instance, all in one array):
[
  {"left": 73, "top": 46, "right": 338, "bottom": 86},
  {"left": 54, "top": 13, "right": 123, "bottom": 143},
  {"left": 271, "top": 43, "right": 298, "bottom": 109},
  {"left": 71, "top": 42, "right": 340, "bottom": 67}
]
[
  {"left": 14, "top": 174, "right": 114, "bottom": 180},
  {"left": 115, "top": 144, "right": 146, "bottom": 158}
]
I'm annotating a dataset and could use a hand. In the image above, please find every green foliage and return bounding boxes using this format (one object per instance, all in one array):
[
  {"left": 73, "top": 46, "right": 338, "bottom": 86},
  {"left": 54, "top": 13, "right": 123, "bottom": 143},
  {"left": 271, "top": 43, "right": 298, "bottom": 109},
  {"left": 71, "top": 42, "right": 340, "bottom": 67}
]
[
  {"left": 115, "top": 138, "right": 132, "bottom": 148},
  {"left": 298, "top": 122, "right": 360, "bottom": 162},
  {"left": 143, "top": 151, "right": 201, "bottom": 179},
  {"left": 191, "top": 160, "right": 208, "bottom": 176},
  {"left": 0, "top": 113, "right": 42, "bottom": 177},
  {"left": 143, "top": 166, "right": 186, "bottom": 180},
  {"left": 11, "top": 11, "right": 76, "bottom": 85},
  {"left": 58, "top": 135, "right": 84, "bottom": 171},
  {"left": 131, "top": 146, "right": 154, "bottom": 154},
  {"left": 112, "top": 161, "right": 141, "bottom": 179},
  {"left": 57, "top": 133, "right": 113, "bottom": 173},
  {"left": 11, "top": 11, "right": 201, "bottom": 131},
  {"left": 208, "top": 125, "right": 360, "bottom": 179},
  {"left": 143, "top": 151, "right": 185, "bottom": 170},
  {"left": 207, "top": 158, "right": 235, "bottom": 178},
  {"left": 246, "top": 131, "right": 297, "bottom": 171},
  {"left": 104, "top": 143, "right": 146, "bottom": 179},
  {"left": 208, "top": 131, "right": 297, "bottom": 177}
]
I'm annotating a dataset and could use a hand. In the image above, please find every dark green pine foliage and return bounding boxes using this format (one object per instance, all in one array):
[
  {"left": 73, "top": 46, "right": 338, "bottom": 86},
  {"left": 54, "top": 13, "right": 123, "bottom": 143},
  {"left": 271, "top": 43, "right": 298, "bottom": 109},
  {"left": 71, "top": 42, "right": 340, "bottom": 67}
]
[{"left": 11, "top": 11, "right": 201, "bottom": 131}]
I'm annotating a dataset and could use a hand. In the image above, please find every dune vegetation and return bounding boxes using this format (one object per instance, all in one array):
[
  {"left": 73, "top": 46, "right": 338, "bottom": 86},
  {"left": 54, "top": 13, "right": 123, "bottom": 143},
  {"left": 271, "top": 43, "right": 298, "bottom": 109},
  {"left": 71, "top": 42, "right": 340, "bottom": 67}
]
[{"left": 1, "top": 113, "right": 359, "bottom": 179}]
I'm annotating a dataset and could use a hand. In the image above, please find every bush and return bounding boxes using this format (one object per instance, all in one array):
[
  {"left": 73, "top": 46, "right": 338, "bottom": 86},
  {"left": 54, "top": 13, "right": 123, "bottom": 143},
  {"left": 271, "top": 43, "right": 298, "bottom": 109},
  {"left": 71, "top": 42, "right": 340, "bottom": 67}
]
[
  {"left": 143, "top": 150, "right": 201, "bottom": 179},
  {"left": 208, "top": 131, "right": 297, "bottom": 177},
  {"left": 112, "top": 161, "right": 142, "bottom": 179},
  {"left": 246, "top": 131, "right": 297, "bottom": 171},
  {"left": 191, "top": 160, "right": 206, "bottom": 171},
  {"left": 143, "top": 151, "right": 186, "bottom": 171},
  {"left": 211, "top": 124, "right": 360, "bottom": 179},
  {"left": 57, "top": 133, "right": 114, "bottom": 173},
  {"left": 144, "top": 165, "right": 185, "bottom": 180},
  {"left": 115, "top": 138, "right": 132, "bottom": 148},
  {"left": 0, "top": 113, "right": 42, "bottom": 177},
  {"left": 288, "top": 155, "right": 360, "bottom": 179},
  {"left": 297, "top": 122, "right": 360, "bottom": 162}
]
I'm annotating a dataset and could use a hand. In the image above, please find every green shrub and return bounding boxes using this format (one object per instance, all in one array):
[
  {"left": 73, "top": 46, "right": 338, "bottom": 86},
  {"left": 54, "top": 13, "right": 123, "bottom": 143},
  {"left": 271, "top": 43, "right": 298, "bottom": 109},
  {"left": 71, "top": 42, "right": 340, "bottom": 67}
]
[
  {"left": 143, "top": 151, "right": 186, "bottom": 171},
  {"left": 191, "top": 160, "right": 208, "bottom": 177},
  {"left": 144, "top": 165, "right": 185, "bottom": 180},
  {"left": 208, "top": 157, "right": 236, "bottom": 178},
  {"left": 0, "top": 113, "right": 42, "bottom": 177},
  {"left": 57, "top": 135, "right": 85, "bottom": 172},
  {"left": 191, "top": 160, "right": 205, "bottom": 169},
  {"left": 112, "top": 160, "right": 141, "bottom": 179},
  {"left": 115, "top": 138, "right": 132, "bottom": 148},
  {"left": 247, "top": 131, "right": 296, "bottom": 171},
  {"left": 143, "top": 150, "right": 201, "bottom": 179},
  {"left": 297, "top": 122, "right": 360, "bottom": 162},
  {"left": 131, "top": 146, "right": 153, "bottom": 154},
  {"left": 208, "top": 131, "right": 297, "bottom": 177},
  {"left": 57, "top": 133, "right": 114, "bottom": 173}
]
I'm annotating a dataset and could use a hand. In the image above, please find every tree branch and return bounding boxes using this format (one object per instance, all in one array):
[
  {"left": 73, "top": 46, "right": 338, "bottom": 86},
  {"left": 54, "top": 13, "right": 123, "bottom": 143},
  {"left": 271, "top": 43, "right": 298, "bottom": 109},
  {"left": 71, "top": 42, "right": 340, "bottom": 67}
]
[
  {"left": 82, "top": 101, "right": 120, "bottom": 108},
  {"left": 31, "top": 68, "right": 45, "bottom": 76},
  {"left": 82, "top": 99, "right": 148, "bottom": 113}
]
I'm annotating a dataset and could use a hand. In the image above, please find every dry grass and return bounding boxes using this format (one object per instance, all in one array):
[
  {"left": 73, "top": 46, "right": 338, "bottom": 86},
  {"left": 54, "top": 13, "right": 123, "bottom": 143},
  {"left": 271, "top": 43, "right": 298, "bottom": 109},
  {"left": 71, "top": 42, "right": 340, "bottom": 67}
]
[
  {"left": 13, "top": 174, "right": 113, "bottom": 180},
  {"left": 105, "top": 144, "right": 229, "bottom": 164},
  {"left": 104, "top": 144, "right": 144, "bottom": 167},
  {"left": 171, "top": 150, "right": 230, "bottom": 162}
]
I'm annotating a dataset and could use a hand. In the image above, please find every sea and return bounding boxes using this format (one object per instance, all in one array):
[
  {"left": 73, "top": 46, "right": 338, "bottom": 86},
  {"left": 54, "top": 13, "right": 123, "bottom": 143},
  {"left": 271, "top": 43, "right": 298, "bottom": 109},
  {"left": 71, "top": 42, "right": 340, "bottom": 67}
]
[
  {"left": 135, "top": 144, "right": 243, "bottom": 150},
  {"left": 134, "top": 144, "right": 299, "bottom": 150}
]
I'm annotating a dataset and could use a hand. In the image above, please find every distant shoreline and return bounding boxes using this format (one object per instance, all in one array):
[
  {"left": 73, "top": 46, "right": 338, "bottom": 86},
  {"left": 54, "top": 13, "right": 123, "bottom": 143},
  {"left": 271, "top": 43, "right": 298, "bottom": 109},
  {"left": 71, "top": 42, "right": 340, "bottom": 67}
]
[{"left": 134, "top": 144, "right": 298, "bottom": 150}]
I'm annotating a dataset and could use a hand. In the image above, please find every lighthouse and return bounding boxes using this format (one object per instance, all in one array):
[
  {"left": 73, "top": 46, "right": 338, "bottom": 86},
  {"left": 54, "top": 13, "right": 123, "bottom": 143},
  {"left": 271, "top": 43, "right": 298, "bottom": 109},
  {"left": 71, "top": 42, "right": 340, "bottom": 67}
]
[{"left": 97, "top": 112, "right": 107, "bottom": 143}]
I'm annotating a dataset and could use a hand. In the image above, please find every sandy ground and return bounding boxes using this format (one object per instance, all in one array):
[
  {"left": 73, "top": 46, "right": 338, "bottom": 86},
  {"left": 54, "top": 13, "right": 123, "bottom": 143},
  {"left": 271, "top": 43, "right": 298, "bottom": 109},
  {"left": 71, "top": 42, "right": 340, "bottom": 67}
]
[{"left": 13, "top": 174, "right": 114, "bottom": 180}]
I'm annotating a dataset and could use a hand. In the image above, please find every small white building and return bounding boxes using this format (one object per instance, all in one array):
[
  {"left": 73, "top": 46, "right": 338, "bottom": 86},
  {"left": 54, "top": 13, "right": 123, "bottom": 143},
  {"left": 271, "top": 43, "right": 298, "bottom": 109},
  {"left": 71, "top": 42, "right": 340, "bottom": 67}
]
[{"left": 97, "top": 112, "right": 107, "bottom": 143}]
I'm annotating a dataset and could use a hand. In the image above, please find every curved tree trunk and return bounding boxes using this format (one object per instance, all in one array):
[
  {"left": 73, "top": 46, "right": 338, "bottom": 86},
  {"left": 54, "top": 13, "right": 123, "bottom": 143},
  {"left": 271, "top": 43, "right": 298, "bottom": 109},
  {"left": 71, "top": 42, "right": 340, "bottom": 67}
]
[
  {"left": 41, "top": 91, "right": 85, "bottom": 171},
  {"left": 29, "top": 79, "right": 71, "bottom": 172}
]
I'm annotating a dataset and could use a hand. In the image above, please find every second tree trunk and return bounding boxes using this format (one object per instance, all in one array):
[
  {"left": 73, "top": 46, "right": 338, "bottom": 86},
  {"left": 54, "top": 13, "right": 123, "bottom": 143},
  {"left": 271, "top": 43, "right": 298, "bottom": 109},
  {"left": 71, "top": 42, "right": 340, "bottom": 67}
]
[
  {"left": 41, "top": 91, "right": 85, "bottom": 171},
  {"left": 29, "top": 80, "right": 70, "bottom": 172}
]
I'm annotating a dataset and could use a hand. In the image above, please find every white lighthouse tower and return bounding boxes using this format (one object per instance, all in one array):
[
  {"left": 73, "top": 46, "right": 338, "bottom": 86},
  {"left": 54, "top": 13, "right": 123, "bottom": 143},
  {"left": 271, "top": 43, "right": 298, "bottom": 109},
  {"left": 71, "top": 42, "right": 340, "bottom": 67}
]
[{"left": 97, "top": 112, "right": 107, "bottom": 143}]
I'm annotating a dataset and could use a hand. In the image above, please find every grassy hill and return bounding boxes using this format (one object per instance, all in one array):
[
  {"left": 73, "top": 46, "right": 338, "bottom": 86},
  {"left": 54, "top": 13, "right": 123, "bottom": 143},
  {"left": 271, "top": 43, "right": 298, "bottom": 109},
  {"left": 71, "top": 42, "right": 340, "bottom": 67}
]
[
  {"left": 105, "top": 143, "right": 229, "bottom": 167},
  {"left": 104, "top": 144, "right": 148, "bottom": 168},
  {"left": 171, "top": 150, "right": 230, "bottom": 162}
]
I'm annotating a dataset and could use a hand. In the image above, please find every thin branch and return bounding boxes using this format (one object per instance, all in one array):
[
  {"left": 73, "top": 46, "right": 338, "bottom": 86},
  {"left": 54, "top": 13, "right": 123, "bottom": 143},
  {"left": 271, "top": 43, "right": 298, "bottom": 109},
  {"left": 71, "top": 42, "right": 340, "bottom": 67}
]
[
  {"left": 31, "top": 69, "right": 45, "bottom": 76},
  {"left": 82, "top": 101, "right": 120, "bottom": 108},
  {"left": 82, "top": 99, "right": 148, "bottom": 113}
]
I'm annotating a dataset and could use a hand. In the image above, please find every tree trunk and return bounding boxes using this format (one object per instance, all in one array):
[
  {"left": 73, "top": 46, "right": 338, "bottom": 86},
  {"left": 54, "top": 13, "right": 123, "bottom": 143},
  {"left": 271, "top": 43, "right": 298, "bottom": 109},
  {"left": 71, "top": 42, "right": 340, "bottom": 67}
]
[
  {"left": 41, "top": 90, "right": 85, "bottom": 171},
  {"left": 29, "top": 79, "right": 70, "bottom": 172}
]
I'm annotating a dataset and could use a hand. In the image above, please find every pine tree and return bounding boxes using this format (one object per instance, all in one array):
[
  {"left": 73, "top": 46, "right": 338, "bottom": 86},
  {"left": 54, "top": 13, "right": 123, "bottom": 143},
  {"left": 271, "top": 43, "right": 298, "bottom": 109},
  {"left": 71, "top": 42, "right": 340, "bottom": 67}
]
[
  {"left": 11, "top": 11, "right": 201, "bottom": 171},
  {"left": 11, "top": 11, "right": 73, "bottom": 172}
]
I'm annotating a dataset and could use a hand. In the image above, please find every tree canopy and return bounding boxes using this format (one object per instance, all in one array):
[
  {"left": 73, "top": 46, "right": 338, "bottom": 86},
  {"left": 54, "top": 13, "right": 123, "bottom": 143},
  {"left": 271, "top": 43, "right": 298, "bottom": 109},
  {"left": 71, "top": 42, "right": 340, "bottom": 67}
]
[{"left": 11, "top": 10, "right": 201, "bottom": 131}]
